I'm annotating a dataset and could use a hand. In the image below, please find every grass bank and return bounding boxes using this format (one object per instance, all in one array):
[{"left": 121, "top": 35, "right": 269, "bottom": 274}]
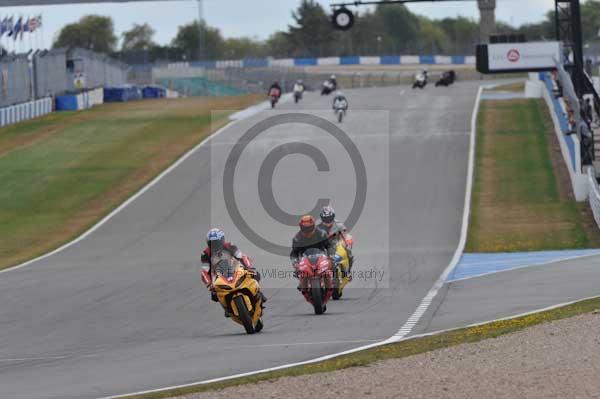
[
  {"left": 0, "top": 95, "right": 260, "bottom": 270},
  {"left": 466, "top": 99, "right": 600, "bottom": 252},
  {"left": 120, "top": 295, "right": 600, "bottom": 399}
]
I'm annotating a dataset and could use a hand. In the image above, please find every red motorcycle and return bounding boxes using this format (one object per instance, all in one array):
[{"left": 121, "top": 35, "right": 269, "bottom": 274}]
[
  {"left": 295, "top": 248, "right": 334, "bottom": 314},
  {"left": 269, "top": 88, "right": 281, "bottom": 109}
]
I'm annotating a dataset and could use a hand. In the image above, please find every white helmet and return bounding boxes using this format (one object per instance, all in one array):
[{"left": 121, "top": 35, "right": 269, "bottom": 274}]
[
  {"left": 336, "top": 91, "right": 344, "bottom": 97},
  {"left": 331, "top": 74, "right": 336, "bottom": 79}
]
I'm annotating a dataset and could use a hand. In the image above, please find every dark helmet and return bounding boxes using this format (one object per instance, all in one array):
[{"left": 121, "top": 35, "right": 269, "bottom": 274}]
[
  {"left": 299, "top": 215, "right": 316, "bottom": 236},
  {"left": 206, "top": 228, "right": 225, "bottom": 253},
  {"left": 320, "top": 205, "right": 335, "bottom": 225}
]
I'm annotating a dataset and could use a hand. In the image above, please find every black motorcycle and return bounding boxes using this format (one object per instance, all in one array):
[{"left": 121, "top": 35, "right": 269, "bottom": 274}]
[{"left": 435, "top": 70, "right": 456, "bottom": 87}]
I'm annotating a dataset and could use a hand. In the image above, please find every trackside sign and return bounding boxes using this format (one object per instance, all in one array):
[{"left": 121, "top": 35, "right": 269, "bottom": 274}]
[{"left": 476, "top": 41, "right": 561, "bottom": 73}]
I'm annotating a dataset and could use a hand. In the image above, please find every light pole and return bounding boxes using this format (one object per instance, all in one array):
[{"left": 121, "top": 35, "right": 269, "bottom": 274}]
[
  {"left": 197, "top": 0, "right": 205, "bottom": 61},
  {"left": 376, "top": 35, "right": 382, "bottom": 55}
]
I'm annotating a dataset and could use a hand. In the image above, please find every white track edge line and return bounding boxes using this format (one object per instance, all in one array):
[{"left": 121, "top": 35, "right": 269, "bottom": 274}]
[
  {"left": 99, "top": 288, "right": 600, "bottom": 399},
  {"left": 99, "top": 86, "right": 485, "bottom": 399},
  {"left": 0, "top": 116, "right": 243, "bottom": 276},
  {"left": 390, "top": 85, "right": 482, "bottom": 338}
]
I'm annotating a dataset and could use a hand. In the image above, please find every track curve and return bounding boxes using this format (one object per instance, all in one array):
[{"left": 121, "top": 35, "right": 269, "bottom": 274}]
[{"left": 0, "top": 83, "right": 479, "bottom": 398}]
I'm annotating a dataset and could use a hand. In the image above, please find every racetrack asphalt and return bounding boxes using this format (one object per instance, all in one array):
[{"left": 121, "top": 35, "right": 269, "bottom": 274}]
[
  {"left": 419, "top": 252, "right": 600, "bottom": 334},
  {"left": 0, "top": 83, "right": 477, "bottom": 398}
]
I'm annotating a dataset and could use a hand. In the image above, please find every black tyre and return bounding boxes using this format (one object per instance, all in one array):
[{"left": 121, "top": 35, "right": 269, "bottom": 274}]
[
  {"left": 255, "top": 318, "right": 264, "bottom": 333},
  {"left": 332, "top": 267, "right": 342, "bottom": 300},
  {"left": 311, "top": 277, "right": 324, "bottom": 315},
  {"left": 233, "top": 295, "right": 255, "bottom": 334},
  {"left": 338, "top": 111, "right": 343, "bottom": 123},
  {"left": 271, "top": 99, "right": 276, "bottom": 109}
]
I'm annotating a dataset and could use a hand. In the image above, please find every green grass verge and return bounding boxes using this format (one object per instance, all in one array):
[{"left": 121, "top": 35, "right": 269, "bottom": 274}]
[
  {"left": 486, "top": 82, "right": 525, "bottom": 92},
  {"left": 466, "top": 99, "right": 600, "bottom": 252},
  {"left": 0, "top": 96, "right": 260, "bottom": 270},
  {"left": 120, "top": 295, "right": 600, "bottom": 399}
]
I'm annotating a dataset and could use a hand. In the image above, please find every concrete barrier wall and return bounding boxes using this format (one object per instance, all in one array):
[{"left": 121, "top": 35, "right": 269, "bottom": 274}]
[
  {"left": 0, "top": 97, "right": 52, "bottom": 127},
  {"left": 587, "top": 166, "right": 600, "bottom": 228},
  {"left": 56, "top": 88, "right": 104, "bottom": 111},
  {"left": 540, "top": 73, "right": 588, "bottom": 201}
]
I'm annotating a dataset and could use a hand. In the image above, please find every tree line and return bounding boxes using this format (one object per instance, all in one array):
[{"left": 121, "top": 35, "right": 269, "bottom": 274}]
[{"left": 52, "top": 0, "right": 600, "bottom": 63}]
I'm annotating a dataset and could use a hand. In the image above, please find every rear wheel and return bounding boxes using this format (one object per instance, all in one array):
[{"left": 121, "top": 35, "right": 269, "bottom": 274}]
[
  {"left": 311, "top": 278, "right": 324, "bottom": 315},
  {"left": 233, "top": 296, "right": 255, "bottom": 334},
  {"left": 332, "top": 267, "right": 342, "bottom": 300}
]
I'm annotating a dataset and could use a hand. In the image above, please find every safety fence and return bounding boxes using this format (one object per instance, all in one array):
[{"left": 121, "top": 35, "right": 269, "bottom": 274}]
[
  {"left": 0, "top": 55, "right": 31, "bottom": 107},
  {"left": 0, "top": 48, "right": 128, "bottom": 108}
]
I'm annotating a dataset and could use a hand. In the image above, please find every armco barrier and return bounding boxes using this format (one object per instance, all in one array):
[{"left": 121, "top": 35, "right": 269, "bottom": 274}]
[
  {"left": 340, "top": 56, "right": 360, "bottom": 65},
  {"left": 55, "top": 95, "right": 79, "bottom": 111},
  {"left": 380, "top": 55, "right": 400, "bottom": 65},
  {"left": 142, "top": 86, "right": 166, "bottom": 99},
  {"left": 135, "top": 54, "right": 476, "bottom": 74},
  {"left": 294, "top": 58, "right": 318, "bottom": 66},
  {"left": 419, "top": 55, "right": 436, "bottom": 64},
  {"left": 0, "top": 97, "right": 52, "bottom": 127},
  {"left": 103, "top": 86, "right": 142, "bottom": 102},
  {"left": 56, "top": 88, "right": 105, "bottom": 111}
]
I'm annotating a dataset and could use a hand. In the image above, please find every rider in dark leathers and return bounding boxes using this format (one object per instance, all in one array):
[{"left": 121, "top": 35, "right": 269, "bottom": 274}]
[
  {"left": 290, "top": 215, "right": 336, "bottom": 265},
  {"left": 268, "top": 81, "right": 282, "bottom": 97}
]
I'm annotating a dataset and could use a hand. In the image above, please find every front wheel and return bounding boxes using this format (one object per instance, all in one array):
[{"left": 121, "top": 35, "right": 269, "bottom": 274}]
[
  {"left": 255, "top": 318, "right": 264, "bottom": 333},
  {"left": 337, "top": 110, "right": 344, "bottom": 123},
  {"left": 271, "top": 99, "right": 276, "bottom": 109},
  {"left": 311, "top": 277, "right": 324, "bottom": 315},
  {"left": 233, "top": 295, "right": 255, "bottom": 334}
]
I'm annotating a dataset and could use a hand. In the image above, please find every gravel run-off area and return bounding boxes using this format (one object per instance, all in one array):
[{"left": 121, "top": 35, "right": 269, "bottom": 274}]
[{"left": 176, "top": 312, "right": 600, "bottom": 399}]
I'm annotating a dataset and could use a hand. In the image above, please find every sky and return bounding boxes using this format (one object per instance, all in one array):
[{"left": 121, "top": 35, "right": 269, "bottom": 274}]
[{"left": 0, "top": 0, "right": 556, "bottom": 49}]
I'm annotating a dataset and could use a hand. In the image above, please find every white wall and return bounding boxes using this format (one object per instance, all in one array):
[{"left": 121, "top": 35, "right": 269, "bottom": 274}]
[
  {"left": 541, "top": 81, "right": 588, "bottom": 201},
  {"left": 0, "top": 97, "right": 52, "bottom": 127}
]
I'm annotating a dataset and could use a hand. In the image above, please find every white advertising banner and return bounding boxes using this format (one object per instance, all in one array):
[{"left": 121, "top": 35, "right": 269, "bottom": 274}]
[{"left": 488, "top": 42, "right": 561, "bottom": 71}]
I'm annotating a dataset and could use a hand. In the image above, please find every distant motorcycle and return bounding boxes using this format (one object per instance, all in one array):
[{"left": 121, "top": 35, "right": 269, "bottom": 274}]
[
  {"left": 435, "top": 70, "right": 456, "bottom": 87},
  {"left": 412, "top": 72, "right": 428, "bottom": 90},
  {"left": 295, "top": 248, "right": 336, "bottom": 314},
  {"left": 269, "top": 87, "right": 281, "bottom": 108},
  {"left": 335, "top": 105, "right": 346, "bottom": 123},
  {"left": 321, "top": 80, "right": 336, "bottom": 96}
]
